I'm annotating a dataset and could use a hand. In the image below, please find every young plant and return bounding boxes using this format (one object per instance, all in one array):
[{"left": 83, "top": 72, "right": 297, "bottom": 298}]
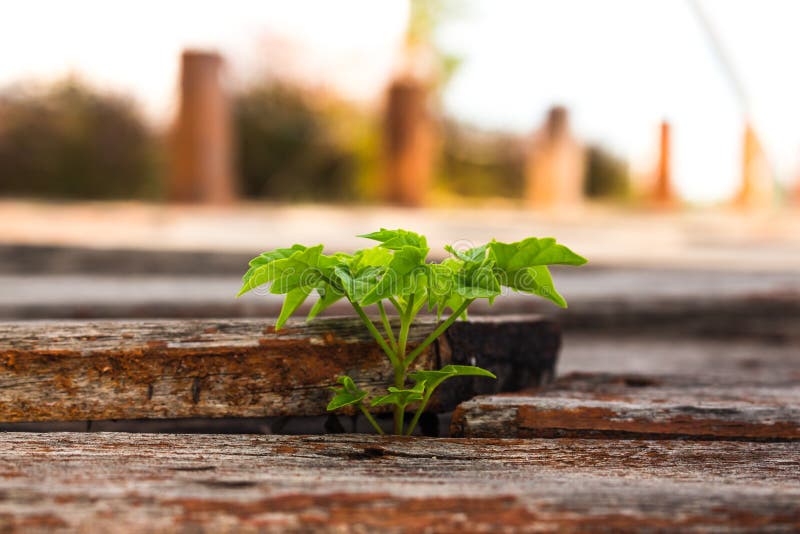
[{"left": 238, "top": 228, "right": 586, "bottom": 435}]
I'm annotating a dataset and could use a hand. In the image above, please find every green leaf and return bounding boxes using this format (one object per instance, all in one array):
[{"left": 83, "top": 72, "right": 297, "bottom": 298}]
[
  {"left": 306, "top": 282, "right": 345, "bottom": 321},
  {"left": 444, "top": 243, "right": 488, "bottom": 263},
  {"left": 407, "top": 369, "right": 452, "bottom": 391},
  {"left": 409, "top": 364, "right": 496, "bottom": 391},
  {"left": 490, "top": 237, "right": 587, "bottom": 269},
  {"left": 326, "top": 375, "right": 368, "bottom": 411},
  {"left": 351, "top": 246, "right": 393, "bottom": 270},
  {"left": 360, "top": 246, "right": 427, "bottom": 305},
  {"left": 440, "top": 364, "right": 496, "bottom": 378},
  {"left": 248, "top": 245, "right": 308, "bottom": 268},
  {"left": 426, "top": 263, "right": 454, "bottom": 314},
  {"left": 426, "top": 261, "right": 472, "bottom": 319},
  {"left": 267, "top": 245, "right": 326, "bottom": 294},
  {"left": 444, "top": 293, "right": 467, "bottom": 319},
  {"left": 359, "top": 228, "right": 428, "bottom": 251},
  {"left": 454, "top": 260, "right": 501, "bottom": 299},
  {"left": 392, "top": 246, "right": 426, "bottom": 274},
  {"left": 238, "top": 245, "right": 325, "bottom": 296},
  {"left": 489, "top": 238, "right": 585, "bottom": 308},
  {"left": 334, "top": 265, "right": 383, "bottom": 302},
  {"left": 275, "top": 286, "right": 312, "bottom": 330},
  {"left": 370, "top": 381, "right": 426, "bottom": 408},
  {"left": 442, "top": 245, "right": 502, "bottom": 304},
  {"left": 238, "top": 245, "right": 307, "bottom": 296},
  {"left": 514, "top": 266, "right": 568, "bottom": 308},
  {"left": 410, "top": 270, "right": 429, "bottom": 314}
]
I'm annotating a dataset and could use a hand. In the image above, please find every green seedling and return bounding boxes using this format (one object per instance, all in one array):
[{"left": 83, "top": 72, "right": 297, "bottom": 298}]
[{"left": 238, "top": 228, "right": 586, "bottom": 435}]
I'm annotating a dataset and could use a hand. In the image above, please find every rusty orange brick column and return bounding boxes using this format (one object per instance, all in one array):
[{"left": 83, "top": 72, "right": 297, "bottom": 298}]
[
  {"left": 524, "top": 106, "right": 585, "bottom": 209},
  {"left": 735, "top": 123, "right": 772, "bottom": 209},
  {"left": 653, "top": 120, "right": 675, "bottom": 206},
  {"left": 382, "top": 78, "right": 435, "bottom": 207},
  {"left": 170, "top": 50, "right": 236, "bottom": 203}
]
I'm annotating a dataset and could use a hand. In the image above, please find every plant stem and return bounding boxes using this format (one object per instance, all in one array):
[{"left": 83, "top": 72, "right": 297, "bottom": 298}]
[
  {"left": 403, "top": 299, "right": 473, "bottom": 368},
  {"left": 377, "top": 300, "right": 397, "bottom": 351},
  {"left": 359, "top": 403, "right": 384, "bottom": 435},
  {"left": 393, "top": 377, "right": 405, "bottom": 435},
  {"left": 405, "top": 389, "right": 434, "bottom": 436},
  {"left": 349, "top": 298, "right": 398, "bottom": 367},
  {"left": 392, "top": 293, "right": 415, "bottom": 435},
  {"left": 395, "top": 300, "right": 412, "bottom": 374}
]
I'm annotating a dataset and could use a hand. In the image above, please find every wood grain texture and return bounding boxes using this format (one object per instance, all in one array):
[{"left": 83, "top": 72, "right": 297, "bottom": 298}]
[
  {"left": 451, "top": 372, "right": 800, "bottom": 440},
  {"left": 3, "top": 264, "right": 798, "bottom": 344},
  {"left": 0, "top": 315, "right": 559, "bottom": 422},
  {"left": 0, "top": 432, "right": 797, "bottom": 533}
]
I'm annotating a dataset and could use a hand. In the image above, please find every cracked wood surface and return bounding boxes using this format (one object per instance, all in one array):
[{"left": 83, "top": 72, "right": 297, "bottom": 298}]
[
  {"left": 0, "top": 315, "right": 558, "bottom": 423},
  {"left": 0, "top": 432, "right": 797, "bottom": 533},
  {"left": 451, "top": 372, "right": 800, "bottom": 440}
]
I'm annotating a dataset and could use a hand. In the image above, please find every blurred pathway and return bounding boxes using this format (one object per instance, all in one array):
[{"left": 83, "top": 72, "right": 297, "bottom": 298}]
[
  {"left": 3, "top": 200, "right": 800, "bottom": 270},
  {"left": 2, "top": 201, "right": 798, "bottom": 340}
]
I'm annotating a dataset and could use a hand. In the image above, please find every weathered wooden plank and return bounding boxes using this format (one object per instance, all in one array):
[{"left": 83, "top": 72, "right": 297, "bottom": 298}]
[
  {"left": 3, "top": 265, "right": 799, "bottom": 344},
  {"left": 451, "top": 373, "right": 800, "bottom": 440},
  {"left": 0, "top": 432, "right": 797, "bottom": 533},
  {"left": 559, "top": 334, "right": 800, "bottom": 383},
  {"left": 0, "top": 315, "right": 558, "bottom": 423}
]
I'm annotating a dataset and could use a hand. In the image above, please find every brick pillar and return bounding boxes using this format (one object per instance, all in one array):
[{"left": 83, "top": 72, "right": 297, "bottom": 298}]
[
  {"left": 735, "top": 123, "right": 772, "bottom": 209},
  {"left": 524, "top": 106, "right": 585, "bottom": 209},
  {"left": 170, "top": 50, "right": 236, "bottom": 203},
  {"left": 653, "top": 120, "right": 675, "bottom": 206},
  {"left": 382, "top": 78, "right": 434, "bottom": 206}
]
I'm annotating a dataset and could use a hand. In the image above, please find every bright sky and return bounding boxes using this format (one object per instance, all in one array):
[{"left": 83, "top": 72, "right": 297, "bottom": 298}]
[{"left": 1, "top": 0, "right": 799, "bottom": 203}]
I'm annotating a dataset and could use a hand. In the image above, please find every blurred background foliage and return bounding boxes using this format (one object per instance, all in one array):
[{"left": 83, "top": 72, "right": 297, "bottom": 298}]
[
  {"left": 0, "top": 75, "right": 630, "bottom": 204},
  {"left": 405, "top": 0, "right": 463, "bottom": 89},
  {"left": 584, "top": 146, "right": 631, "bottom": 201},
  {"left": 0, "top": 79, "right": 162, "bottom": 199},
  {"left": 438, "top": 121, "right": 525, "bottom": 199},
  {"left": 233, "top": 83, "right": 364, "bottom": 202}
]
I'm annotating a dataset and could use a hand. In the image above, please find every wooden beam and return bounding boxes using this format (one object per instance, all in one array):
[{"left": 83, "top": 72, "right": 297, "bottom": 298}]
[
  {"left": 451, "top": 372, "right": 800, "bottom": 440},
  {"left": 0, "top": 315, "right": 559, "bottom": 422},
  {"left": 0, "top": 432, "right": 797, "bottom": 531}
]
